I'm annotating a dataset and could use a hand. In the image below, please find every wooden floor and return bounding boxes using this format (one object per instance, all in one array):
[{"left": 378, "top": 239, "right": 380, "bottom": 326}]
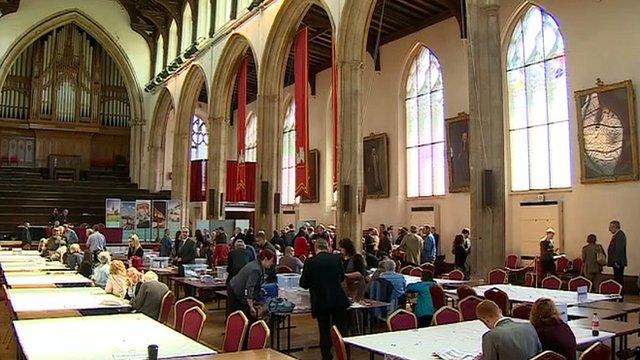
[{"left": 3, "top": 294, "right": 640, "bottom": 359}]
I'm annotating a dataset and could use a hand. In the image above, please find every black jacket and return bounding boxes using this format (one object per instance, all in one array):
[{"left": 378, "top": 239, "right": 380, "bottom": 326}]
[
  {"left": 178, "top": 238, "right": 197, "bottom": 264},
  {"left": 299, "top": 251, "right": 350, "bottom": 317}
]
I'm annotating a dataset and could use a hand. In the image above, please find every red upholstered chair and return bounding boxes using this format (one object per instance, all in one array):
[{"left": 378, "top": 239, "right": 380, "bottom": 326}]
[
  {"left": 556, "top": 256, "right": 569, "bottom": 274},
  {"left": 568, "top": 276, "right": 593, "bottom": 292},
  {"left": 246, "top": 320, "right": 270, "bottom": 350},
  {"left": 386, "top": 309, "right": 418, "bottom": 331},
  {"left": 579, "top": 342, "right": 610, "bottom": 360},
  {"left": 432, "top": 306, "right": 462, "bottom": 325},
  {"left": 331, "top": 326, "right": 348, "bottom": 360},
  {"left": 400, "top": 266, "right": 414, "bottom": 275},
  {"left": 420, "top": 262, "right": 435, "bottom": 273},
  {"left": 180, "top": 306, "right": 206, "bottom": 341},
  {"left": 524, "top": 272, "right": 537, "bottom": 287},
  {"left": 429, "top": 284, "right": 446, "bottom": 311},
  {"left": 511, "top": 303, "right": 533, "bottom": 320},
  {"left": 276, "top": 265, "right": 294, "bottom": 274},
  {"left": 458, "top": 296, "right": 483, "bottom": 321},
  {"left": 505, "top": 254, "right": 518, "bottom": 269},
  {"left": 530, "top": 350, "right": 566, "bottom": 360},
  {"left": 484, "top": 288, "right": 510, "bottom": 316},
  {"left": 173, "top": 297, "right": 205, "bottom": 331},
  {"left": 222, "top": 310, "right": 249, "bottom": 352},
  {"left": 409, "top": 267, "right": 423, "bottom": 277},
  {"left": 488, "top": 268, "right": 508, "bottom": 285},
  {"left": 456, "top": 285, "right": 477, "bottom": 301},
  {"left": 541, "top": 275, "right": 562, "bottom": 290},
  {"left": 158, "top": 291, "right": 175, "bottom": 324},
  {"left": 598, "top": 279, "right": 622, "bottom": 296},
  {"left": 448, "top": 269, "right": 465, "bottom": 280},
  {"left": 571, "top": 258, "right": 583, "bottom": 275}
]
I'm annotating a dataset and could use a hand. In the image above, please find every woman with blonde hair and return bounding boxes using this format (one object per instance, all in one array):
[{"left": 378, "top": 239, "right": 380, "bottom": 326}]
[
  {"left": 530, "top": 298, "right": 576, "bottom": 360},
  {"left": 127, "top": 234, "right": 144, "bottom": 259},
  {"left": 105, "top": 260, "right": 128, "bottom": 298}
]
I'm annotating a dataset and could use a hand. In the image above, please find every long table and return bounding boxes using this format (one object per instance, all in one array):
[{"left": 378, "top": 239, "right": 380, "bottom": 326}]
[
  {"left": 6, "top": 287, "right": 130, "bottom": 319},
  {"left": 447, "top": 284, "right": 620, "bottom": 305},
  {"left": 344, "top": 319, "right": 614, "bottom": 360},
  {"left": 190, "top": 349, "right": 296, "bottom": 359},
  {"left": 13, "top": 313, "right": 216, "bottom": 360},
  {"left": 4, "top": 271, "right": 93, "bottom": 288},
  {"left": 570, "top": 318, "right": 640, "bottom": 357},
  {"left": 1, "top": 261, "right": 69, "bottom": 272}
]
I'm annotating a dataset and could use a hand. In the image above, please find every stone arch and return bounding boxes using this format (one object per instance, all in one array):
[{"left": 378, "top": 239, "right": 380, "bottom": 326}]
[
  {"left": 148, "top": 88, "right": 175, "bottom": 192},
  {"left": 257, "top": 0, "right": 336, "bottom": 231},
  {"left": 207, "top": 33, "right": 258, "bottom": 219},
  {"left": 173, "top": 64, "right": 208, "bottom": 224}
]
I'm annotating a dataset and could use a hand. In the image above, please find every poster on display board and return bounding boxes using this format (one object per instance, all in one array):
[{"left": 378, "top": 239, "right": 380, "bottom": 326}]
[
  {"left": 105, "top": 198, "right": 121, "bottom": 228},
  {"left": 166, "top": 200, "right": 182, "bottom": 237},
  {"left": 135, "top": 200, "right": 152, "bottom": 241},
  {"left": 120, "top": 201, "right": 136, "bottom": 242},
  {"left": 152, "top": 201, "right": 167, "bottom": 229}
]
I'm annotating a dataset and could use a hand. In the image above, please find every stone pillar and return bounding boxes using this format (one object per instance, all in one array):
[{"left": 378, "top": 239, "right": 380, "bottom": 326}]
[
  {"left": 337, "top": 59, "right": 364, "bottom": 250},
  {"left": 207, "top": 115, "right": 229, "bottom": 219},
  {"left": 255, "top": 94, "right": 279, "bottom": 232},
  {"left": 467, "top": 0, "right": 506, "bottom": 277},
  {"left": 171, "top": 120, "right": 191, "bottom": 226},
  {"left": 147, "top": 143, "right": 162, "bottom": 193},
  {"left": 129, "top": 118, "right": 143, "bottom": 186}
]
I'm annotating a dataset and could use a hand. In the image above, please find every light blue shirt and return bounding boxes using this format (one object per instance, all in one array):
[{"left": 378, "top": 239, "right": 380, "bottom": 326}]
[
  {"left": 423, "top": 234, "right": 436, "bottom": 262},
  {"left": 92, "top": 263, "right": 109, "bottom": 288},
  {"left": 64, "top": 229, "right": 78, "bottom": 244},
  {"left": 87, "top": 231, "right": 106, "bottom": 252},
  {"left": 379, "top": 271, "right": 407, "bottom": 300}
]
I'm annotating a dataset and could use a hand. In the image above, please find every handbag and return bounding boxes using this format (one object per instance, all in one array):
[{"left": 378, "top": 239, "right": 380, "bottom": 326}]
[
  {"left": 596, "top": 245, "right": 607, "bottom": 266},
  {"left": 267, "top": 297, "right": 296, "bottom": 314}
]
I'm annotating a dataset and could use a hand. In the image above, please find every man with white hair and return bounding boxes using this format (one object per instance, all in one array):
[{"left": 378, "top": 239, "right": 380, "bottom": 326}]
[
  {"left": 131, "top": 271, "right": 170, "bottom": 320},
  {"left": 66, "top": 243, "right": 83, "bottom": 270},
  {"left": 91, "top": 251, "right": 111, "bottom": 288}
]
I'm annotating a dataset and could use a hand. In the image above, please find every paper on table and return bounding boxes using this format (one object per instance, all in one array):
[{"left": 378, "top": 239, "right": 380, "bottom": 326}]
[{"left": 434, "top": 349, "right": 479, "bottom": 360}]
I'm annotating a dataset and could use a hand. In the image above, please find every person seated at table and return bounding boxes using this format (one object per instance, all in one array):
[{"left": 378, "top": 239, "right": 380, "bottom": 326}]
[
  {"left": 127, "top": 234, "right": 144, "bottom": 259},
  {"left": 131, "top": 271, "right": 169, "bottom": 319},
  {"left": 530, "top": 298, "right": 577, "bottom": 360},
  {"left": 377, "top": 259, "right": 406, "bottom": 301},
  {"left": 91, "top": 251, "right": 111, "bottom": 288},
  {"left": 105, "top": 260, "right": 128, "bottom": 298},
  {"left": 279, "top": 246, "right": 304, "bottom": 273},
  {"left": 406, "top": 269, "right": 436, "bottom": 327},
  {"left": 228, "top": 249, "right": 276, "bottom": 322},
  {"left": 476, "top": 300, "right": 541, "bottom": 360},
  {"left": 42, "top": 226, "right": 65, "bottom": 258},
  {"left": 66, "top": 243, "right": 84, "bottom": 270},
  {"left": 62, "top": 224, "right": 78, "bottom": 245},
  {"left": 125, "top": 267, "right": 142, "bottom": 300},
  {"left": 78, "top": 249, "right": 94, "bottom": 278}
]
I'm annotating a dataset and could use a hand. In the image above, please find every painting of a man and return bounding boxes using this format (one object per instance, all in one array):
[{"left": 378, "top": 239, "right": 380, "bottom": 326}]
[
  {"left": 363, "top": 133, "right": 389, "bottom": 198},
  {"left": 447, "top": 113, "right": 470, "bottom": 192}
]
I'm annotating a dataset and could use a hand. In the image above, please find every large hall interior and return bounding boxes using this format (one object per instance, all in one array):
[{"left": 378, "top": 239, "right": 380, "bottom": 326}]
[{"left": 0, "top": 0, "right": 639, "bottom": 359}]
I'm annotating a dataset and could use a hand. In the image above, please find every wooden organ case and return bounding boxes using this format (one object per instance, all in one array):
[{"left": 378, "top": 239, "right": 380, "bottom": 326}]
[{"left": 0, "top": 23, "right": 131, "bottom": 169}]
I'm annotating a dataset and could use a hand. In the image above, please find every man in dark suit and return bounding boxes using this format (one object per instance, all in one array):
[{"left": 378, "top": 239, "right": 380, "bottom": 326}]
[
  {"left": 477, "top": 300, "right": 541, "bottom": 360},
  {"left": 607, "top": 220, "right": 627, "bottom": 292},
  {"left": 299, "top": 238, "right": 350, "bottom": 360}
]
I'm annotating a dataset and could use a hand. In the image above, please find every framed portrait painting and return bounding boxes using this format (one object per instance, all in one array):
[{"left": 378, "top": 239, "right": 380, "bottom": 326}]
[
  {"left": 363, "top": 133, "right": 389, "bottom": 198},
  {"left": 574, "top": 80, "right": 638, "bottom": 183},
  {"left": 446, "top": 112, "right": 470, "bottom": 192}
]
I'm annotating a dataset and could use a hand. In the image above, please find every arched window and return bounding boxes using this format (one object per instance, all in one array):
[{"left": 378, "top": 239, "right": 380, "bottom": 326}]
[
  {"left": 197, "top": 0, "right": 211, "bottom": 38},
  {"left": 245, "top": 113, "right": 257, "bottom": 162},
  {"left": 168, "top": 21, "right": 178, "bottom": 60},
  {"left": 506, "top": 5, "right": 570, "bottom": 191},
  {"left": 191, "top": 115, "right": 208, "bottom": 161},
  {"left": 215, "top": 0, "right": 231, "bottom": 32},
  {"left": 281, "top": 101, "right": 296, "bottom": 205},
  {"left": 155, "top": 35, "right": 164, "bottom": 74},
  {"left": 181, "top": 3, "right": 193, "bottom": 52},
  {"left": 405, "top": 46, "right": 445, "bottom": 198}
]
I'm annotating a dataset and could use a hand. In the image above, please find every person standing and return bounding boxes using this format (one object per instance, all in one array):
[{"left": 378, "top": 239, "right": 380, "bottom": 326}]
[
  {"left": 283, "top": 224, "right": 296, "bottom": 247},
  {"left": 453, "top": 235, "right": 468, "bottom": 278},
  {"left": 299, "top": 239, "right": 350, "bottom": 360},
  {"left": 228, "top": 249, "right": 276, "bottom": 321},
  {"left": 581, "top": 234, "right": 605, "bottom": 289},
  {"left": 421, "top": 225, "right": 436, "bottom": 264},
  {"left": 607, "top": 220, "right": 627, "bottom": 291},
  {"left": 461, "top": 228, "right": 471, "bottom": 275},
  {"left": 399, "top": 226, "right": 423, "bottom": 265},
  {"left": 159, "top": 228, "right": 173, "bottom": 257},
  {"left": 177, "top": 227, "right": 197, "bottom": 276},
  {"left": 539, "top": 228, "right": 557, "bottom": 276},
  {"left": 86, "top": 225, "right": 106, "bottom": 261}
]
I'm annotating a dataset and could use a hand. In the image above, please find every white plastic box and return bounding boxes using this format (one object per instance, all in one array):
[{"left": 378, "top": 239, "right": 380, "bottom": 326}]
[{"left": 277, "top": 273, "right": 301, "bottom": 289}]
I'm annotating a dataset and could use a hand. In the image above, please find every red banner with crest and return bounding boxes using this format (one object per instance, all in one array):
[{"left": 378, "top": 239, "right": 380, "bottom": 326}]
[
  {"left": 294, "top": 27, "right": 309, "bottom": 198},
  {"left": 235, "top": 56, "right": 248, "bottom": 201}
]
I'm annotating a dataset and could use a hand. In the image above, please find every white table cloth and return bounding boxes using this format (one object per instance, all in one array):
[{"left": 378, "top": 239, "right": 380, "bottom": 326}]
[
  {"left": 402, "top": 274, "right": 468, "bottom": 287},
  {"left": 460, "top": 284, "right": 620, "bottom": 305},
  {"left": 4, "top": 272, "right": 93, "bottom": 287},
  {"left": 344, "top": 319, "right": 614, "bottom": 360},
  {"left": 7, "top": 287, "right": 130, "bottom": 313},
  {"left": 1, "top": 261, "right": 68, "bottom": 272},
  {"left": 13, "top": 313, "right": 216, "bottom": 360}
]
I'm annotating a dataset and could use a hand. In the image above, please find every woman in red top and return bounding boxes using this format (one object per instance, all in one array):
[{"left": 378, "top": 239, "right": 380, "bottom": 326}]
[
  {"left": 293, "top": 228, "right": 310, "bottom": 258},
  {"left": 211, "top": 232, "right": 230, "bottom": 266}
]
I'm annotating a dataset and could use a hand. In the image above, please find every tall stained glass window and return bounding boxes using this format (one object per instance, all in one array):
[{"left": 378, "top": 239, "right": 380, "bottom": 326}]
[
  {"left": 191, "top": 115, "right": 208, "bottom": 161},
  {"left": 281, "top": 101, "right": 296, "bottom": 205},
  {"left": 245, "top": 113, "right": 257, "bottom": 162},
  {"left": 507, "top": 5, "right": 570, "bottom": 191},
  {"left": 405, "top": 46, "right": 445, "bottom": 197}
]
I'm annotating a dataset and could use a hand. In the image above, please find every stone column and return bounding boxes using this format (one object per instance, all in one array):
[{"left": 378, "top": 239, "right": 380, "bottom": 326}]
[
  {"left": 467, "top": 0, "right": 506, "bottom": 277},
  {"left": 207, "top": 115, "right": 229, "bottom": 219},
  {"left": 337, "top": 59, "right": 364, "bottom": 250},
  {"left": 255, "top": 94, "right": 279, "bottom": 232},
  {"left": 147, "top": 143, "right": 162, "bottom": 193},
  {"left": 171, "top": 120, "right": 191, "bottom": 226}
]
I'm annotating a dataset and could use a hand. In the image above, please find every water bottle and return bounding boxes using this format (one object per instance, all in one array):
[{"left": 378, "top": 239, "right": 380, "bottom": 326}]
[{"left": 591, "top": 313, "right": 599, "bottom": 336}]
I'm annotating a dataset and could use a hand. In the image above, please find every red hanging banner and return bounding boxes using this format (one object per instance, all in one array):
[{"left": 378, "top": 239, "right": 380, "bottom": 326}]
[
  {"left": 294, "top": 27, "right": 310, "bottom": 198},
  {"left": 331, "top": 38, "right": 339, "bottom": 192},
  {"left": 235, "top": 56, "right": 249, "bottom": 201}
]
